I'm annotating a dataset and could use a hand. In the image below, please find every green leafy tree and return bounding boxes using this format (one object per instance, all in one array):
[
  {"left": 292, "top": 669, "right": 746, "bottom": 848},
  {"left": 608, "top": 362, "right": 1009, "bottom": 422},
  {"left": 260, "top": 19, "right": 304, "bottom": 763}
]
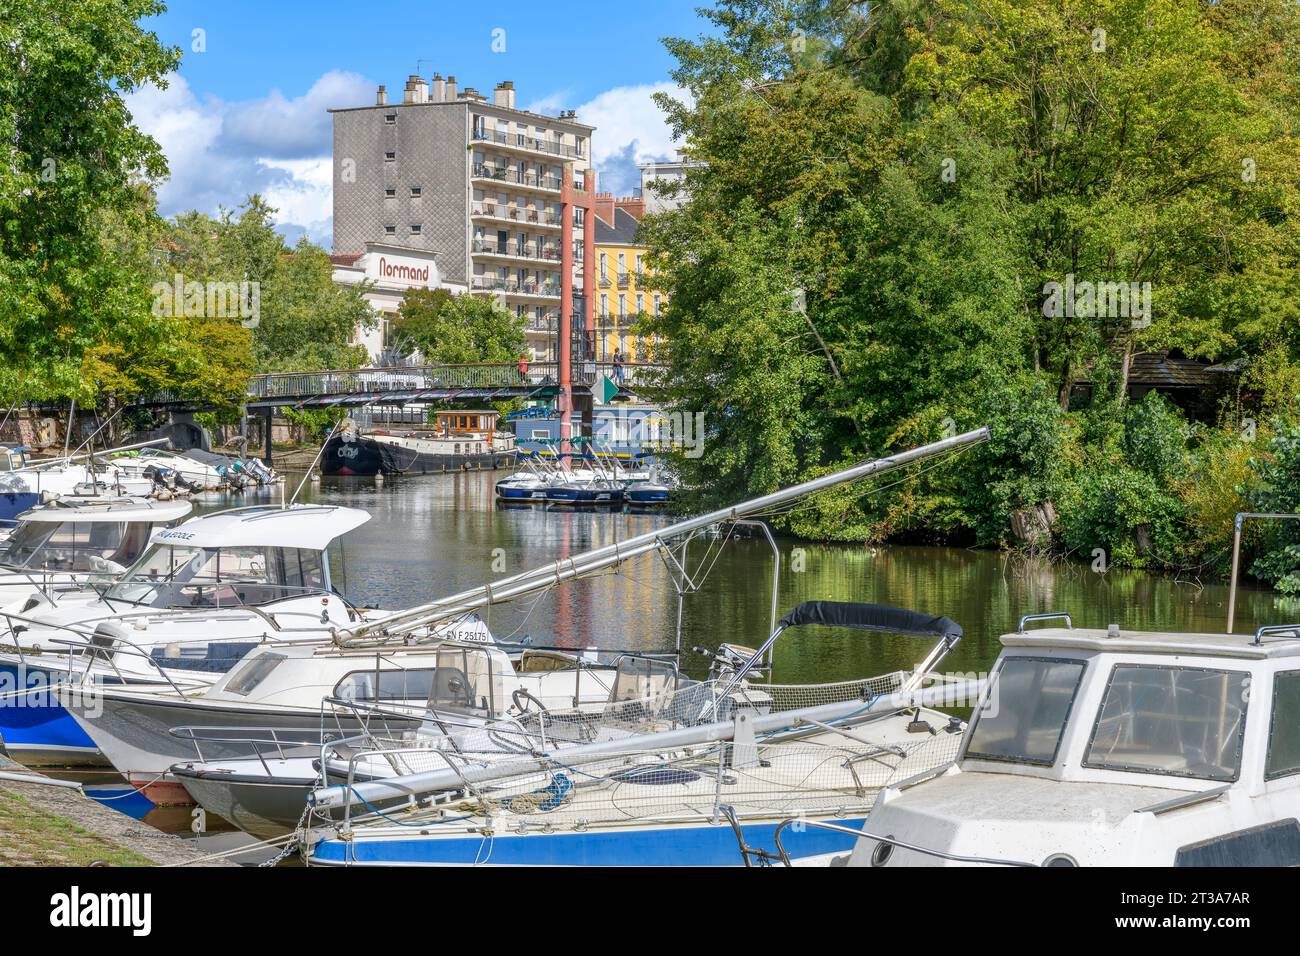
[
  {"left": 0, "top": 0, "right": 180, "bottom": 402},
  {"left": 390, "top": 289, "right": 526, "bottom": 365}
]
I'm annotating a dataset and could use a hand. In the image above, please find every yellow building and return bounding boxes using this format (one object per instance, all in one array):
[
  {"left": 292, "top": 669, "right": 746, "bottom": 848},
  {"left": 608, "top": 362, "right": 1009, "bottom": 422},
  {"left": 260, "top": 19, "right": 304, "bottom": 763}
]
[{"left": 592, "top": 193, "right": 665, "bottom": 362}]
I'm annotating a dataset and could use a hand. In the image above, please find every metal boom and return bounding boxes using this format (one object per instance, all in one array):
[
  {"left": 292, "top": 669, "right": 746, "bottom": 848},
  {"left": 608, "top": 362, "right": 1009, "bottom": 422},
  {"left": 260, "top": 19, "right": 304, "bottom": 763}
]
[{"left": 333, "top": 427, "right": 990, "bottom": 644}]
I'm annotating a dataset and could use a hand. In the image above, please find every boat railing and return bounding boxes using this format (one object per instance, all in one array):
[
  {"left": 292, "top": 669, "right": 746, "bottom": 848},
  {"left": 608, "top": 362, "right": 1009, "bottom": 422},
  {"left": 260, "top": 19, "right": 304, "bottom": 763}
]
[
  {"left": 168, "top": 724, "right": 334, "bottom": 775},
  {"left": 1254, "top": 624, "right": 1300, "bottom": 646},
  {"left": 1017, "top": 612, "right": 1073, "bottom": 633},
  {"left": 44, "top": 634, "right": 194, "bottom": 699},
  {"left": 745, "top": 816, "right": 1039, "bottom": 868}
]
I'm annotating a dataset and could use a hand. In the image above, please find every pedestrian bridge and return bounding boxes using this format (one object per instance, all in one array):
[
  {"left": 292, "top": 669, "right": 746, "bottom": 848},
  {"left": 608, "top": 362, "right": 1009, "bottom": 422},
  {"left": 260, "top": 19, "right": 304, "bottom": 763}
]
[{"left": 245, "top": 360, "right": 661, "bottom": 409}]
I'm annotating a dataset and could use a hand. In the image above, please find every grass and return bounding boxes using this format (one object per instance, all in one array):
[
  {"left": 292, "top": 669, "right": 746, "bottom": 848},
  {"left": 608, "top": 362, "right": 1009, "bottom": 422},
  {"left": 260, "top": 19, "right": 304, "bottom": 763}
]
[{"left": 0, "top": 790, "right": 152, "bottom": 867}]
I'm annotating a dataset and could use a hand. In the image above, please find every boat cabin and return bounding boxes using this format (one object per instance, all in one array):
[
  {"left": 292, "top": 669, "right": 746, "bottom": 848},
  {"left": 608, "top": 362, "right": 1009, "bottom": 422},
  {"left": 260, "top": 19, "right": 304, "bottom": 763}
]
[
  {"left": 850, "top": 618, "right": 1300, "bottom": 867},
  {"left": 0, "top": 498, "right": 192, "bottom": 577},
  {"left": 104, "top": 505, "right": 369, "bottom": 618},
  {"left": 0, "top": 446, "right": 31, "bottom": 472},
  {"left": 437, "top": 410, "right": 498, "bottom": 438}
]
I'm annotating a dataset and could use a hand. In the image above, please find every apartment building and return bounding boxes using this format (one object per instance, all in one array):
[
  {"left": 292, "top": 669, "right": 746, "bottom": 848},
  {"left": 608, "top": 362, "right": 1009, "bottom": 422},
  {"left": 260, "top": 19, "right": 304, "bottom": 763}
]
[
  {"left": 331, "top": 74, "right": 596, "bottom": 360},
  {"left": 593, "top": 192, "right": 665, "bottom": 362}
]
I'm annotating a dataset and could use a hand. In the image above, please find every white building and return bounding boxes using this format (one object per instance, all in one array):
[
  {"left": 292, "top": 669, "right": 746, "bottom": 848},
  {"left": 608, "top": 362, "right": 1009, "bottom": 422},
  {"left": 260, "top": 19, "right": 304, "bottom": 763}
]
[{"left": 330, "top": 243, "right": 462, "bottom": 361}]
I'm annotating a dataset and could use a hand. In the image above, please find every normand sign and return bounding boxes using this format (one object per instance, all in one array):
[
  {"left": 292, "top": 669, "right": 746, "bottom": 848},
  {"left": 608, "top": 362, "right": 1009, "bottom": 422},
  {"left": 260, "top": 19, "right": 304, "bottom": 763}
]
[{"left": 366, "top": 252, "right": 435, "bottom": 288}]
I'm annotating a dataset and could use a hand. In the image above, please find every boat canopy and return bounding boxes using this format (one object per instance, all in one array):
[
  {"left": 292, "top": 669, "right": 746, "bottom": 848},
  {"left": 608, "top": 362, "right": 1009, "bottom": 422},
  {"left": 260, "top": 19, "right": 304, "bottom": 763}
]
[
  {"left": 16, "top": 497, "right": 193, "bottom": 524},
  {"left": 777, "top": 601, "right": 962, "bottom": 640},
  {"left": 149, "top": 505, "right": 370, "bottom": 551}
]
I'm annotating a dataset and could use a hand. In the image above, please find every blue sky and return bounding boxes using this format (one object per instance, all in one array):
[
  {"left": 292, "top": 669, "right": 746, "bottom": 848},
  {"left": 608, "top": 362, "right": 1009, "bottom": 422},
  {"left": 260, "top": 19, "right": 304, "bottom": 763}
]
[{"left": 130, "top": 0, "right": 714, "bottom": 245}]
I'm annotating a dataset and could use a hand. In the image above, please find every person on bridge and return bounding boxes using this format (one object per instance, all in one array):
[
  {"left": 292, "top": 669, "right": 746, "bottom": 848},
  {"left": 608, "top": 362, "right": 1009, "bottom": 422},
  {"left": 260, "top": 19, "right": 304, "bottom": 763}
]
[
  {"left": 612, "top": 349, "right": 625, "bottom": 385},
  {"left": 518, "top": 353, "right": 529, "bottom": 382}
]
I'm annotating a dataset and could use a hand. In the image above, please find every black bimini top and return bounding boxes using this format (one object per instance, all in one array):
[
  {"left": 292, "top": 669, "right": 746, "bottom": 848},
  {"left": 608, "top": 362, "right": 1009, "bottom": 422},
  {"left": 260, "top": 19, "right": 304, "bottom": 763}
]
[{"left": 776, "top": 601, "right": 962, "bottom": 641}]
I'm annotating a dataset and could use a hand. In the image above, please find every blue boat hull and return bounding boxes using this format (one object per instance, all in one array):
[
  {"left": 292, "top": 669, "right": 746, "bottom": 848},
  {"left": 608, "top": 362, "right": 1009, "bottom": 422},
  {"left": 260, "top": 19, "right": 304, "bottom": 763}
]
[
  {"left": 308, "top": 816, "right": 866, "bottom": 866},
  {"left": 0, "top": 491, "right": 41, "bottom": 526},
  {"left": 495, "top": 484, "right": 548, "bottom": 501},
  {"left": 0, "top": 660, "right": 105, "bottom": 765},
  {"left": 546, "top": 487, "right": 624, "bottom": 504}
]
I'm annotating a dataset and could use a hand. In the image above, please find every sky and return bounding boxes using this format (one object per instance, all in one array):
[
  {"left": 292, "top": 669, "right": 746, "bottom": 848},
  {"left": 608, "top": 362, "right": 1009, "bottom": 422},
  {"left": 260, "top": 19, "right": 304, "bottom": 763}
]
[{"left": 129, "top": 0, "right": 713, "bottom": 246}]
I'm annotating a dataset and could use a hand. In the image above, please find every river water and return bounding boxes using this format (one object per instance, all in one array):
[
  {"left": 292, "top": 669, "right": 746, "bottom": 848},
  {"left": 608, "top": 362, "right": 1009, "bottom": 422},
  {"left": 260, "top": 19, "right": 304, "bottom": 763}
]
[{"left": 227, "top": 468, "right": 1287, "bottom": 684}]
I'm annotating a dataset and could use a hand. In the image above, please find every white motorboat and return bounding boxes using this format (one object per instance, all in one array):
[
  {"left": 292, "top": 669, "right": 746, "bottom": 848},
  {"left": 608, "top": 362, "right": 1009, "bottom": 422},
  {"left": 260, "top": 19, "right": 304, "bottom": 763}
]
[
  {"left": 297, "top": 601, "right": 980, "bottom": 865},
  {"left": 0, "top": 496, "right": 192, "bottom": 611},
  {"left": 1, "top": 443, "right": 154, "bottom": 526},
  {"left": 0, "top": 504, "right": 372, "bottom": 768},
  {"left": 787, "top": 615, "right": 1300, "bottom": 867},
  {"left": 61, "top": 627, "right": 624, "bottom": 806}
]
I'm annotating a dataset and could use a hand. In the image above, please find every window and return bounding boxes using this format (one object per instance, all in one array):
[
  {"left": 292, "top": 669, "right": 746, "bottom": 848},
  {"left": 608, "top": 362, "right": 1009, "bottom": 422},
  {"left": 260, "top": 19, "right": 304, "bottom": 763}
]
[
  {"left": 531, "top": 429, "right": 550, "bottom": 440},
  {"left": 653, "top": 294, "right": 662, "bottom": 316},
  {"left": 333, "top": 668, "right": 436, "bottom": 703},
  {"left": 384, "top": 187, "right": 396, "bottom": 197},
  {"left": 410, "top": 186, "right": 421, "bottom": 197},
  {"left": 384, "top": 150, "right": 396, "bottom": 161},
  {"left": 385, "top": 112, "right": 396, "bottom": 124},
  {"left": 1267, "top": 672, "right": 1300, "bottom": 779},
  {"left": 1085, "top": 665, "right": 1249, "bottom": 781},
  {"left": 410, "top": 224, "right": 422, "bottom": 235},
  {"left": 1176, "top": 820, "right": 1300, "bottom": 867},
  {"left": 599, "top": 252, "right": 607, "bottom": 278},
  {"left": 225, "top": 653, "right": 286, "bottom": 697},
  {"left": 384, "top": 225, "right": 396, "bottom": 235},
  {"left": 966, "top": 657, "right": 1085, "bottom": 765}
]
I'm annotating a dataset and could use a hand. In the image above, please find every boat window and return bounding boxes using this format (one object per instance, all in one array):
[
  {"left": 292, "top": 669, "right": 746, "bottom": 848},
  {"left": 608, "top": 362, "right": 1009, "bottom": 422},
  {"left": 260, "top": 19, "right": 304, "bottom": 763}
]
[
  {"left": 1084, "top": 665, "right": 1249, "bottom": 782},
  {"left": 1266, "top": 671, "right": 1300, "bottom": 780},
  {"left": 224, "top": 653, "right": 286, "bottom": 696},
  {"left": 334, "top": 668, "right": 436, "bottom": 702},
  {"left": 965, "top": 657, "right": 1085, "bottom": 765},
  {"left": 1175, "top": 820, "right": 1300, "bottom": 866},
  {"left": 106, "top": 544, "right": 329, "bottom": 607},
  {"left": 426, "top": 647, "right": 497, "bottom": 715},
  {"left": 0, "top": 520, "right": 151, "bottom": 574}
]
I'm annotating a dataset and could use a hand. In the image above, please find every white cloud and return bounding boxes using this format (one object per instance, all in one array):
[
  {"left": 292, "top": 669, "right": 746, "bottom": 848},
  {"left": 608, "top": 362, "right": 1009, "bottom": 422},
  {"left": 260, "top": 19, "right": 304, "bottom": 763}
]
[
  {"left": 572, "top": 82, "right": 688, "bottom": 195},
  {"left": 125, "top": 70, "right": 372, "bottom": 245}
]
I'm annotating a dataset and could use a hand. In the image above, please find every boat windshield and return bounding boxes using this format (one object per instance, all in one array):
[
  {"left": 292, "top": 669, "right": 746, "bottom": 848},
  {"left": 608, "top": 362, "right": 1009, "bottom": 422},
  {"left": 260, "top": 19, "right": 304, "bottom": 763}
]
[
  {"left": 105, "top": 543, "right": 329, "bottom": 608},
  {"left": 965, "top": 657, "right": 1086, "bottom": 765},
  {"left": 1084, "top": 665, "right": 1249, "bottom": 782},
  {"left": 0, "top": 520, "right": 152, "bottom": 574}
]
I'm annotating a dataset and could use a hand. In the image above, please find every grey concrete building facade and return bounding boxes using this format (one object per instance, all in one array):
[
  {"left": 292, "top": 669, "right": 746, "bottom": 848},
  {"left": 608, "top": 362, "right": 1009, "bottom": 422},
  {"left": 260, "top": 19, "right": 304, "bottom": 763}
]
[{"left": 331, "top": 75, "right": 596, "bottom": 360}]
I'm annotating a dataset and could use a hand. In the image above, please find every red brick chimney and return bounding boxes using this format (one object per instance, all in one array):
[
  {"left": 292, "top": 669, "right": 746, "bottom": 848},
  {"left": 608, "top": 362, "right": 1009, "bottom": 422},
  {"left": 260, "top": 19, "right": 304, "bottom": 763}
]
[
  {"left": 615, "top": 194, "right": 645, "bottom": 221},
  {"left": 593, "top": 191, "right": 615, "bottom": 225}
]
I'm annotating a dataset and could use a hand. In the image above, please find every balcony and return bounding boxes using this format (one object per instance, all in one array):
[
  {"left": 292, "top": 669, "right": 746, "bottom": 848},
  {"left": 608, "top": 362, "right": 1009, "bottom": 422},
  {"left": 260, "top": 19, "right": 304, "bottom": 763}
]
[
  {"left": 472, "top": 127, "right": 586, "bottom": 161},
  {"left": 471, "top": 163, "right": 562, "bottom": 193},
  {"left": 470, "top": 201, "right": 562, "bottom": 230},
  {"left": 471, "top": 239, "right": 563, "bottom": 264},
  {"left": 616, "top": 271, "right": 630, "bottom": 289},
  {"left": 470, "top": 275, "right": 562, "bottom": 299}
]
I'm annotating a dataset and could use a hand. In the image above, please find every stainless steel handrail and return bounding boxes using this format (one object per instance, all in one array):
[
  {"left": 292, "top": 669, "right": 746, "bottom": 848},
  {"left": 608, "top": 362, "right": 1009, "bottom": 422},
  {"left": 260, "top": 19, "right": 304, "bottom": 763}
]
[{"left": 1017, "top": 612, "right": 1073, "bottom": 633}]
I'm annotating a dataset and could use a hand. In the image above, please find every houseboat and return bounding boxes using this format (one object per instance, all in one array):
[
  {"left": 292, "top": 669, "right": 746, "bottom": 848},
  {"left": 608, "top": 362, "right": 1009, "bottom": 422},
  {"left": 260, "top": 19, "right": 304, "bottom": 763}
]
[{"left": 322, "top": 411, "right": 516, "bottom": 476}]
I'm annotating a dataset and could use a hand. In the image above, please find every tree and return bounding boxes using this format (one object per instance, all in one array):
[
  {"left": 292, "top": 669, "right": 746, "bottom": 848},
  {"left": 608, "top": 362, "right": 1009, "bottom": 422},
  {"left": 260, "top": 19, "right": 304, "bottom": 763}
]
[
  {"left": 254, "top": 236, "right": 374, "bottom": 372},
  {"left": 390, "top": 290, "right": 526, "bottom": 365},
  {"left": 0, "top": 0, "right": 180, "bottom": 402},
  {"left": 645, "top": 0, "right": 1300, "bottom": 547}
]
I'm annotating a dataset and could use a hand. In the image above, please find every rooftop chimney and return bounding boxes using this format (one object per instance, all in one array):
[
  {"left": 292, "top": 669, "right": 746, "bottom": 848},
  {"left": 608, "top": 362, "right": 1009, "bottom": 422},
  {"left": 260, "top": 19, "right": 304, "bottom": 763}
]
[
  {"left": 431, "top": 73, "right": 445, "bottom": 102},
  {"left": 493, "top": 81, "right": 516, "bottom": 110},
  {"left": 376, "top": 85, "right": 387, "bottom": 106},
  {"left": 594, "top": 191, "right": 615, "bottom": 225},
  {"left": 445, "top": 75, "right": 457, "bottom": 101},
  {"left": 407, "top": 74, "right": 428, "bottom": 103}
]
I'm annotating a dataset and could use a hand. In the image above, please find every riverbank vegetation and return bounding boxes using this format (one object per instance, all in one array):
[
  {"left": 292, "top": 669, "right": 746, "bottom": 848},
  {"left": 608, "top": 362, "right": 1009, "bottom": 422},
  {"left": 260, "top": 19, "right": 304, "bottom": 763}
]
[{"left": 646, "top": 0, "right": 1300, "bottom": 589}]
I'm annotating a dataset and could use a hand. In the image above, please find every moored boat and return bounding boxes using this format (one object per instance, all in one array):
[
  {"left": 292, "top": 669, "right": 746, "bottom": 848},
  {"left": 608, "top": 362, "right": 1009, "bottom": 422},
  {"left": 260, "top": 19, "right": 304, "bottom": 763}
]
[{"left": 323, "top": 411, "right": 516, "bottom": 477}]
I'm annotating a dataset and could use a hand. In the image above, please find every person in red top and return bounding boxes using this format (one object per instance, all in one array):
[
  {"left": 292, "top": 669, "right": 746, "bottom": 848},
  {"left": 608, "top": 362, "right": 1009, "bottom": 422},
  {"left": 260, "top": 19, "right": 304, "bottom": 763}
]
[{"left": 518, "top": 353, "right": 529, "bottom": 382}]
